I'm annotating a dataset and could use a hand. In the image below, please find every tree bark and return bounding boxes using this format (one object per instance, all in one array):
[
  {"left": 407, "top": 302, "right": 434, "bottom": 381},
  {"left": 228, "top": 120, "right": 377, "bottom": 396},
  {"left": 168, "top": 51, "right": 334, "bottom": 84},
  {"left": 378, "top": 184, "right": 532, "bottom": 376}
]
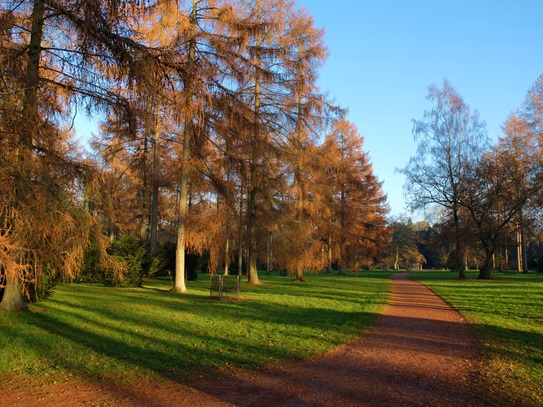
[
  {"left": 150, "top": 106, "right": 161, "bottom": 255},
  {"left": 223, "top": 234, "right": 230, "bottom": 276},
  {"left": 452, "top": 205, "right": 466, "bottom": 279},
  {"left": 246, "top": 1, "right": 262, "bottom": 286},
  {"left": 477, "top": 243, "right": 494, "bottom": 279},
  {"left": 327, "top": 235, "right": 332, "bottom": 273},
  {"left": 237, "top": 183, "right": 244, "bottom": 277},
  {"left": 1, "top": 274, "right": 28, "bottom": 312},
  {"left": 266, "top": 231, "right": 271, "bottom": 275},
  {"left": 172, "top": 0, "right": 198, "bottom": 294},
  {"left": 516, "top": 227, "right": 523, "bottom": 272},
  {"left": 173, "top": 152, "right": 188, "bottom": 293},
  {"left": 140, "top": 135, "right": 149, "bottom": 242},
  {"left": 519, "top": 210, "right": 528, "bottom": 274}
]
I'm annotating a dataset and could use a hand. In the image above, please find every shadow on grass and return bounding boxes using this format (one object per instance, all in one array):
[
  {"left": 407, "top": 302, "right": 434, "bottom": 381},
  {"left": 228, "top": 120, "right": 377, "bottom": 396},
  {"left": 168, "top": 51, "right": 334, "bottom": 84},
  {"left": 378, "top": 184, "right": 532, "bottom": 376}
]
[
  {"left": 1, "top": 302, "right": 390, "bottom": 407},
  {"left": 3, "top": 271, "right": 541, "bottom": 406},
  {"left": 3, "top": 274, "right": 389, "bottom": 382}
]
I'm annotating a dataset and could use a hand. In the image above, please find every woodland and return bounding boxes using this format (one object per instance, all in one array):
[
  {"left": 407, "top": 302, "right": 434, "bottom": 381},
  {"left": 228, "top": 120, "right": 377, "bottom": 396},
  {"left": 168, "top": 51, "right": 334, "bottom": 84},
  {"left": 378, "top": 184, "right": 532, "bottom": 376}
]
[{"left": 1, "top": 0, "right": 543, "bottom": 313}]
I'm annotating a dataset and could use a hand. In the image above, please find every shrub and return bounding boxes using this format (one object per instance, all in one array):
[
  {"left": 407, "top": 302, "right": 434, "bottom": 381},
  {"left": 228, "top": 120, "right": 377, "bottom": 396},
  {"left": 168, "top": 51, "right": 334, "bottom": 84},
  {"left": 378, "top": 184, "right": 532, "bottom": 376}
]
[
  {"left": 149, "top": 242, "right": 176, "bottom": 277},
  {"left": 148, "top": 243, "right": 202, "bottom": 281},
  {"left": 108, "top": 236, "right": 147, "bottom": 287},
  {"left": 531, "top": 257, "right": 543, "bottom": 273},
  {"left": 81, "top": 236, "right": 147, "bottom": 287}
]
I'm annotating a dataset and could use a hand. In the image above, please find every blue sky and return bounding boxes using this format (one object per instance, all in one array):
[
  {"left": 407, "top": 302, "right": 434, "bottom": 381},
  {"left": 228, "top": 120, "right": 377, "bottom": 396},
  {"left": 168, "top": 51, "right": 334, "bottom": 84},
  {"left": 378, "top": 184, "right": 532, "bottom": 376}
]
[{"left": 296, "top": 0, "right": 543, "bottom": 218}]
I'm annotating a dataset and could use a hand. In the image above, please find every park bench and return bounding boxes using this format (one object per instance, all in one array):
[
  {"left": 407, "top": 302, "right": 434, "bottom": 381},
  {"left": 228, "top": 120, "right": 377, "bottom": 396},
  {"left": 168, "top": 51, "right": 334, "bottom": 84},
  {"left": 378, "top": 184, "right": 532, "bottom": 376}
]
[{"left": 210, "top": 274, "right": 241, "bottom": 298}]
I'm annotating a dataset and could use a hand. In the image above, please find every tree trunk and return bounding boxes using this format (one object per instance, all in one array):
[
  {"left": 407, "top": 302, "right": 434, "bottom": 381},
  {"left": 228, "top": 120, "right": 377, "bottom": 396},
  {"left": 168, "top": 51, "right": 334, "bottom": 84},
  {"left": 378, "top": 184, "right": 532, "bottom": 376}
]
[
  {"left": 327, "top": 235, "right": 332, "bottom": 273},
  {"left": 246, "top": 210, "right": 259, "bottom": 284},
  {"left": 237, "top": 183, "right": 244, "bottom": 277},
  {"left": 516, "top": 227, "right": 523, "bottom": 272},
  {"left": 223, "top": 234, "right": 230, "bottom": 276},
  {"left": 172, "top": 0, "right": 197, "bottom": 294},
  {"left": 173, "top": 147, "right": 188, "bottom": 293},
  {"left": 150, "top": 106, "right": 161, "bottom": 255},
  {"left": 519, "top": 210, "right": 528, "bottom": 273},
  {"left": 452, "top": 205, "right": 466, "bottom": 279},
  {"left": 266, "top": 231, "right": 271, "bottom": 274},
  {"left": 246, "top": 3, "right": 262, "bottom": 286},
  {"left": 521, "top": 226, "right": 528, "bottom": 273},
  {"left": 1, "top": 274, "right": 28, "bottom": 312},
  {"left": 2, "top": 0, "right": 46, "bottom": 312},
  {"left": 477, "top": 243, "right": 494, "bottom": 279},
  {"left": 140, "top": 135, "right": 149, "bottom": 242},
  {"left": 292, "top": 68, "right": 306, "bottom": 282},
  {"left": 294, "top": 265, "right": 306, "bottom": 282}
]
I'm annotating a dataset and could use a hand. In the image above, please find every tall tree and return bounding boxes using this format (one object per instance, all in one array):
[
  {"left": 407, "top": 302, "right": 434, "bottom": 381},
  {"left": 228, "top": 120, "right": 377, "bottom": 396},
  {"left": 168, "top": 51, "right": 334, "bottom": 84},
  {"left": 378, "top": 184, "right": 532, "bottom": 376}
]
[
  {"left": 321, "top": 118, "right": 389, "bottom": 272},
  {"left": 267, "top": 6, "right": 329, "bottom": 281},
  {"left": 460, "top": 139, "right": 543, "bottom": 279},
  {"left": 400, "top": 80, "right": 489, "bottom": 278},
  {"left": 1, "top": 0, "right": 187, "bottom": 310}
]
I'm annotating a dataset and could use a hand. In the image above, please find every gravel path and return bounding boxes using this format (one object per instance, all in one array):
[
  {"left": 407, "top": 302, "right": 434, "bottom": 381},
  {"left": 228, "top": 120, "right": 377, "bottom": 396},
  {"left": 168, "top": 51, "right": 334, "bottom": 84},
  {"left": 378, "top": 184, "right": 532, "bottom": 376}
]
[
  {"left": 3, "top": 273, "right": 487, "bottom": 406},
  {"left": 199, "top": 273, "right": 485, "bottom": 406}
]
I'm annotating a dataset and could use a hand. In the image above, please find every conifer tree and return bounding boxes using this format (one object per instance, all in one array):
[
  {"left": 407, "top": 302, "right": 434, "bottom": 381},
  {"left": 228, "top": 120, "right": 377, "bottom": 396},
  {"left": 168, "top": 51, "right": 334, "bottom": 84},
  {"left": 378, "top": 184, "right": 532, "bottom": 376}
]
[{"left": 321, "top": 119, "right": 389, "bottom": 272}]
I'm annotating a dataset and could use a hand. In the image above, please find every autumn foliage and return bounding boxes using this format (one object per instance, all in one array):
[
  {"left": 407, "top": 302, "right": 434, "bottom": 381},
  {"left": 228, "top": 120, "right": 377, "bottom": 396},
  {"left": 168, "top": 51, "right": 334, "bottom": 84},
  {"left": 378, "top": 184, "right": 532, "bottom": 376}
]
[{"left": 0, "top": 0, "right": 390, "bottom": 310}]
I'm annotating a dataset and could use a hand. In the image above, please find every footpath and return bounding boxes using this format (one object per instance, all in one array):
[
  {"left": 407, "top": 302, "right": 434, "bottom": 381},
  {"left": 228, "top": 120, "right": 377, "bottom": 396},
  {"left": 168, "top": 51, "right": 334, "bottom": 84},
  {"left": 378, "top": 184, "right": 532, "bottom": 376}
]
[{"left": 3, "top": 273, "right": 487, "bottom": 406}]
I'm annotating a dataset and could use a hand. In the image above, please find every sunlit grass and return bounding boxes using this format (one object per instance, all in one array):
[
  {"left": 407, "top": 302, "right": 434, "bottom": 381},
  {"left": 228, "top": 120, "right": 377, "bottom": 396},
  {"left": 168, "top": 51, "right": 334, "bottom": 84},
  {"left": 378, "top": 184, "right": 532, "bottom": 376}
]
[
  {"left": 0, "top": 271, "right": 392, "bottom": 385},
  {"left": 412, "top": 271, "right": 543, "bottom": 407}
]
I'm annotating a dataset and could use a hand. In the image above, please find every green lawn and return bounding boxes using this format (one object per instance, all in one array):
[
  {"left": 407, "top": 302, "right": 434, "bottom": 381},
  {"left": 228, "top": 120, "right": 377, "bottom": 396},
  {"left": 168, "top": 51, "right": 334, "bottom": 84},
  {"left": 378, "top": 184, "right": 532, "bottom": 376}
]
[
  {"left": 0, "top": 272, "right": 391, "bottom": 385},
  {"left": 4, "top": 269, "right": 541, "bottom": 406},
  {"left": 412, "top": 271, "right": 543, "bottom": 407}
]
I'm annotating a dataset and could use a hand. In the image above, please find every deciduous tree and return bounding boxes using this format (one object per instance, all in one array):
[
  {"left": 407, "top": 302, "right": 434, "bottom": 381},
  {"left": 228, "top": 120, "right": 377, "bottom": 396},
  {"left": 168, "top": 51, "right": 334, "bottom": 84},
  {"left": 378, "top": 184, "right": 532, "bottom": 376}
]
[
  {"left": 321, "top": 118, "right": 389, "bottom": 272},
  {"left": 400, "top": 80, "right": 489, "bottom": 278}
]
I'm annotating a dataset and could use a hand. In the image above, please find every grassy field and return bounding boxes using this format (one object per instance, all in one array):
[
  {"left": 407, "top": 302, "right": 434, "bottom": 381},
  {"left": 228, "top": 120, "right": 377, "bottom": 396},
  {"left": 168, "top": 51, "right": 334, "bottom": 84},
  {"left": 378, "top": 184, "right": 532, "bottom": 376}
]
[
  {"left": 412, "top": 271, "right": 543, "bottom": 407},
  {"left": 0, "top": 271, "right": 392, "bottom": 385},
  {"left": 3, "top": 269, "right": 542, "bottom": 406}
]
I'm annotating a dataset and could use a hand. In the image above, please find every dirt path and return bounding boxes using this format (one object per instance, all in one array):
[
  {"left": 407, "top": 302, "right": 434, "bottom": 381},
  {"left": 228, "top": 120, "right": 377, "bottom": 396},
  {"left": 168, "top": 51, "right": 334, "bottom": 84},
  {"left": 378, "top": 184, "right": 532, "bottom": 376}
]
[{"left": 3, "top": 274, "right": 487, "bottom": 406}]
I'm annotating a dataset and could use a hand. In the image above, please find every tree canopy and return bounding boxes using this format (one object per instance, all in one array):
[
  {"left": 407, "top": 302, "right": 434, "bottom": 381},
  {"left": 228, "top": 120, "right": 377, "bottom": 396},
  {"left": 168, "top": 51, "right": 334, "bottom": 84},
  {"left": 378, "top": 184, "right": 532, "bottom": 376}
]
[{"left": 1, "top": 0, "right": 390, "bottom": 310}]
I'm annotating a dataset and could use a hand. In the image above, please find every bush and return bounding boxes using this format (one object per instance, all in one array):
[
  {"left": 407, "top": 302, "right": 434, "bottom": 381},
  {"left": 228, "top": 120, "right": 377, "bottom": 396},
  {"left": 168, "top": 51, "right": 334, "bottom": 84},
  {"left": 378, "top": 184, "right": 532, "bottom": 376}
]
[
  {"left": 149, "top": 243, "right": 202, "bottom": 281},
  {"left": 108, "top": 236, "right": 147, "bottom": 287},
  {"left": 27, "top": 267, "right": 58, "bottom": 302},
  {"left": 81, "top": 244, "right": 104, "bottom": 283},
  {"left": 531, "top": 257, "right": 543, "bottom": 273},
  {"left": 149, "top": 242, "right": 176, "bottom": 277},
  {"left": 185, "top": 253, "right": 199, "bottom": 281},
  {"left": 81, "top": 236, "right": 148, "bottom": 287}
]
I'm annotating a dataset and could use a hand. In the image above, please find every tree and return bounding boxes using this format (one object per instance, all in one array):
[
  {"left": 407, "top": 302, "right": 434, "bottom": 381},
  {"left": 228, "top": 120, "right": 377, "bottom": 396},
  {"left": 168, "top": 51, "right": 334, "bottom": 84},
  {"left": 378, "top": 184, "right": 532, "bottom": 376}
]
[
  {"left": 460, "top": 139, "right": 543, "bottom": 279},
  {"left": 1, "top": 0, "right": 186, "bottom": 310},
  {"left": 388, "top": 218, "right": 426, "bottom": 270},
  {"left": 460, "top": 76, "right": 543, "bottom": 279},
  {"left": 500, "top": 113, "right": 536, "bottom": 273},
  {"left": 400, "top": 80, "right": 489, "bottom": 278},
  {"left": 321, "top": 118, "right": 389, "bottom": 272},
  {"left": 270, "top": 6, "right": 329, "bottom": 281}
]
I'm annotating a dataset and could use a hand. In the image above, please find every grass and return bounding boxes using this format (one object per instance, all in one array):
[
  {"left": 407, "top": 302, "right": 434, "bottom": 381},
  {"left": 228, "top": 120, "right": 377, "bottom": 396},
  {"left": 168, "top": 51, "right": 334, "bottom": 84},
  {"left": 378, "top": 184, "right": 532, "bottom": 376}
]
[
  {"left": 0, "top": 271, "right": 392, "bottom": 386},
  {"left": 411, "top": 271, "right": 543, "bottom": 407}
]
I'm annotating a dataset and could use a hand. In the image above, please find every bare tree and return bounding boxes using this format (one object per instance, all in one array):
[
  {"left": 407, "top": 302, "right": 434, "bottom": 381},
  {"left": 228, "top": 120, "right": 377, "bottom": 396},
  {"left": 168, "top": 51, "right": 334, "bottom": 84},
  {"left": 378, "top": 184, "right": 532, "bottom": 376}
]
[{"left": 400, "top": 80, "right": 489, "bottom": 278}]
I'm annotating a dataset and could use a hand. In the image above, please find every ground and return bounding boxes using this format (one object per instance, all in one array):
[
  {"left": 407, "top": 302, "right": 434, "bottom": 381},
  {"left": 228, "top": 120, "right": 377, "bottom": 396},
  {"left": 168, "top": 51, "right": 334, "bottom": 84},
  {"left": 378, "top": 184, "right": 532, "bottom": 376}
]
[{"left": 2, "top": 274, "right": 491, "bottom": 406}]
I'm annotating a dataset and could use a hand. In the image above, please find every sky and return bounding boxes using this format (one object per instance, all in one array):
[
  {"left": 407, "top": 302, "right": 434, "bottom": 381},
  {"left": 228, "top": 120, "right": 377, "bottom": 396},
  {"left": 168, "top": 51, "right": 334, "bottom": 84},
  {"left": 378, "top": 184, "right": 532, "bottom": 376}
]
[{"left": 295, "top": 0, "right": 543, "bottom": 218}]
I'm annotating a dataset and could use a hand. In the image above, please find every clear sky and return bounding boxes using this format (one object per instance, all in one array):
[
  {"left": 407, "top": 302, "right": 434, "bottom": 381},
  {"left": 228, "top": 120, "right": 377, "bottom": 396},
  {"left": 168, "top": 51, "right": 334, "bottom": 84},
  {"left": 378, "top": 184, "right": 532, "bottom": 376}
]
[{"left": 295, "top": 0, "right": 543, "bottom": 218}]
